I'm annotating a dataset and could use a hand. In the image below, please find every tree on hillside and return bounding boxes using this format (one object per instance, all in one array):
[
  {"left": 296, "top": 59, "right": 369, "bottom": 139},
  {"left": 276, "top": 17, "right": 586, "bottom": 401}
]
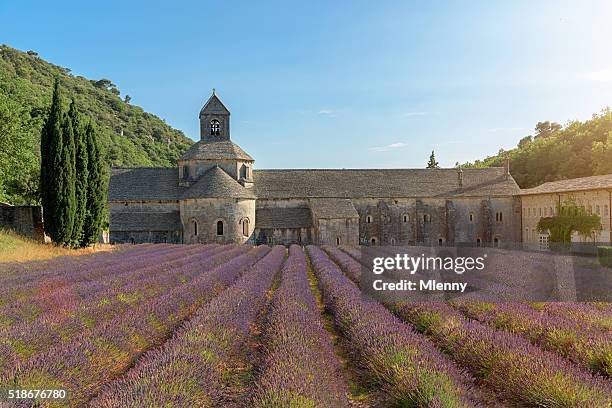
[
  {"left": 534, "top": 121, "right": 561, "bottom": 139},
  {"left": 427, "top": 150, "right": 440, "bottom": 169},
  {"left": 82, "top": 121, "right": 107, "bottom": 246},
  {"left": 51, "top": 109, "right": 77, "bottom": 245},
  {"left": 69, "top": 100, "right": 88, "bottom": 246},
  {"left": 517, "top": 135, "right": 533, "bottom": 148},
  {"left": 40, "top": 78, "right": 64, "bottom": 239},
  {"left": 93, "top": 78, "right": 120, "bottom": 95},
  {"left": 537, "top": 200, "right": 602, "bottom": 246}
]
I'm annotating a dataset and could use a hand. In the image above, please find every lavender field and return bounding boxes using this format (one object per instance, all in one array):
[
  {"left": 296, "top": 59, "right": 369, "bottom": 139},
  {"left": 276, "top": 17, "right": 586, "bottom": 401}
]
[{"left": 0, "top": 244, "right": 610, "bottom": 407}]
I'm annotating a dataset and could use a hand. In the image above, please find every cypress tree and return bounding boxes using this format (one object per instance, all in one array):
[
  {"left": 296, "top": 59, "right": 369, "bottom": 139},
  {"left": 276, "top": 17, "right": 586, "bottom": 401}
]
[
  {"left": 40, "top": 78, "right": 63, "bottom": 238},
  {"left": 82, "top": 121, "right": 106, "bottom": 246},
  {"left": 53, "top": 111, "right": 77, "bottom": 245},
  {"left": 69, "top": 100, "right": 88, "bottom": 246},
  {"left": 426, "top": 150, "right": 440, "bottom": 169}
]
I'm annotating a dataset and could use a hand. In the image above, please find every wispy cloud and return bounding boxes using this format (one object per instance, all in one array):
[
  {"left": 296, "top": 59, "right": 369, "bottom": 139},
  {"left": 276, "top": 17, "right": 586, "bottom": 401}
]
[
  {"left": 370, "top": 142, "right": 407, "bottom": 152},
  {"left": 486, "top": 127, "right": 525, "bottom": 133},
  {"left": 581, "top": 69, "right": 612, "bottom": 83},
  {"left": 402, "top": 111, "right": 427, "bottom": 117},
  {"left": 317, "top": 109, "right": 337, "bottom": 117}
]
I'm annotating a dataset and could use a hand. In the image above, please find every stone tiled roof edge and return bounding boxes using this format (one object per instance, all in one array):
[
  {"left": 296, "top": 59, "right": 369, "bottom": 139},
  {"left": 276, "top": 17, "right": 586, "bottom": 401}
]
[{"left": 519, "top": 174, "right": 612, "bottom": 195}]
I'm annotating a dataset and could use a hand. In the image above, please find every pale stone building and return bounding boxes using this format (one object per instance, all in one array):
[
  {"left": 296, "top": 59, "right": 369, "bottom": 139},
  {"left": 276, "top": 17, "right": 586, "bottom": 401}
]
[
  {"left": 108, "top": 92, "right": 523, "bottom": 246},
  {"left": 520, "top": 174, "right": 612, "bottom": 249}
]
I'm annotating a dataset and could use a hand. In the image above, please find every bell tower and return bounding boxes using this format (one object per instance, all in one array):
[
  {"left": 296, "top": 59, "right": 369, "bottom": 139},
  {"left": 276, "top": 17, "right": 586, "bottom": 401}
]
[{"left": 199, "top": 89, "right": 230, "bottom": 141}]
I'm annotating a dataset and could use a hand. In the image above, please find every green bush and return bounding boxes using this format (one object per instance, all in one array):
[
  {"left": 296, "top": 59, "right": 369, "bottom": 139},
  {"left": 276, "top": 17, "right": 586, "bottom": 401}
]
[{"left": 598, "top": 246, "right": 612, "bottom": 268}]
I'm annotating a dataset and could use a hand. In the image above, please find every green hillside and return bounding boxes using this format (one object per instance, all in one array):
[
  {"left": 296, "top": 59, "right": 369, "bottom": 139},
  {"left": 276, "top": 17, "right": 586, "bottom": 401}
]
[
  {"left": 464, "top": 112, "right": 612, "bottom": 188},
  {"left": 0, "top": 45, "right": 193, "bottom": 205}
]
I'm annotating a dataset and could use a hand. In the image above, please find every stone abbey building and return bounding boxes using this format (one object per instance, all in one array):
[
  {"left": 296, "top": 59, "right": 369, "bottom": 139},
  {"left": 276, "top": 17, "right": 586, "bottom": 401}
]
[{"left": 108, "top": 92, "right": 523, "bottom": 246}]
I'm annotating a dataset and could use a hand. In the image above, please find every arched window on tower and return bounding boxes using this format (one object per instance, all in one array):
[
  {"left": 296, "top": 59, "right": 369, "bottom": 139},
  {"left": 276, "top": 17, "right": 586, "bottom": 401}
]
[
  {"left": 217, "top": 220, "right": 224, "bottom": 236},
  {"left": 210, "top": 119, "right": 221, "bottom": 136},
  {"left": 192, "top": 220, "right": 198, "bottom": 236}
]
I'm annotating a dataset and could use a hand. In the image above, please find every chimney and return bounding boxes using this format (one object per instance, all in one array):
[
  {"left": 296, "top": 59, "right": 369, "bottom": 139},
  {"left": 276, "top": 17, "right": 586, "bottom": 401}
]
[
  {"left": 503, "top": 156, "right": 511, "bottom": 180},
  {"left": 457, "top": 167, "right": 464, "bottom": 188}
]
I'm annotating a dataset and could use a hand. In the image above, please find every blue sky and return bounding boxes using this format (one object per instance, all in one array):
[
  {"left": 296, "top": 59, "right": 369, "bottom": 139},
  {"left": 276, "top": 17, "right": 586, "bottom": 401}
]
[{"left": 2, "top": 0, "right": 612, "bottom": 168}]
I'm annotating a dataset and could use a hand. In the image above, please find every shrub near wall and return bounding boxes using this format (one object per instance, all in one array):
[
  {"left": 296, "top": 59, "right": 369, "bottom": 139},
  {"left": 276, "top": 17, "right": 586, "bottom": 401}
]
[{"left": 598, "top": 246, "right": 612, "bottom": 268}]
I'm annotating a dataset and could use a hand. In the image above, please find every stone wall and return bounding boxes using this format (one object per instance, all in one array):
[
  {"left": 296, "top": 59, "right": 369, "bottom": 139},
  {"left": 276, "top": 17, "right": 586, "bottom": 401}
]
[
  {"left": 178, "top": 159, "right": 253, "bottom": 185},
  {"left": 180, "top": 197, "right": 255, "bottom": 244},
  {"left": 0, "top": 204, "right": 45, "bottom": 242},
  {"left": 109, "top": 230, "right": 181, "bottom": 244},
  {"left": 315, "top": 218, "right": 359, "bottom": 246},
  {"left": 352, "top": 196, "right": 519, "bottom": 247},
  {"left": 522, "top": 190, "right": 612, "bottom": 247},
  {"left": 254, "top": 227, "right": 313, "bottom": 245}
]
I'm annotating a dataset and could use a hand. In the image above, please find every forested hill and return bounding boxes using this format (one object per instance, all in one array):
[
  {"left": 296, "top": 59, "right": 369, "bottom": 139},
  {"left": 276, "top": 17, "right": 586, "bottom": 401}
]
[
  {"left": 0, "top": 45, "right": 193, "bottom": 205},
  {"left": 464, "top": 112, "right": 612, "bottom": 188}
]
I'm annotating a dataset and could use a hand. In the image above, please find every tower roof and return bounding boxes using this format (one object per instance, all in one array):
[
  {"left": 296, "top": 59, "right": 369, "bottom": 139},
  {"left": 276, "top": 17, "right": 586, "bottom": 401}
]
[
  {"left": 199, "top": 91, "right": 230, "bottom": 116},
  {"left": 179, "top": 140, "right": 254, "bottom": 161},
  {"left": 181, "top": 166, "right": 256, "bottom": 199}
]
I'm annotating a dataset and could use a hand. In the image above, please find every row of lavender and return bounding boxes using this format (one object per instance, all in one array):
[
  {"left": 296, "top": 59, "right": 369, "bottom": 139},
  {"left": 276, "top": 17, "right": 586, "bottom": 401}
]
[
  {"left": 0, "top": 245, "right": 240, "bottom": 374},
  {"left": 452, "top": 301, "right": 612, "bottom": 377},
  {"left": 0, "top": 244, "right": 160, "bottom": 285},
  {"left": 252, "top": 245, "right": 349, "bottom": 407},
  {"left": 90, "top": 245, "right": 283, "bottom": 407},
  {"left": 332, "top": 245, "right": 612, "bottom": 406},
  {"left": 0, "top": 246, "right": 270, "bottom": 407},
  {"left": 0, "top": 244, "right": 220, "bottom": 328},
  {"left": 307, "top": 245, "right": 478, "bottom": 407},
  {"left": 0, "top": 244, "right": 203, "bottom": 324},
  {"left": 397, "top": 302, "right": 612, "bottom": 406}
]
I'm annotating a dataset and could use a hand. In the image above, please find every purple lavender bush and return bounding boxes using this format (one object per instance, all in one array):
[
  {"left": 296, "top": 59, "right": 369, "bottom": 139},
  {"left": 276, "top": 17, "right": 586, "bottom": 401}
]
[
  {"left": 90, "top": 246, "right": 284, "bottom": 407},
  {"left": 252, "top": 245, "right": 350, "bottom": 407},
  {"left": 0, "top": 246, "right": 269, "bottom": 407},
  {"left": 307, "top": 246, "right": 476, "bottom": 408},
  {"left": 453, "top": 301, "right": 612, "bottom": 377},
  {"left": 0, "top": 245, "right": 232, "bottom": 375},
  {"left": 397, "top": 301, "right": 612, "bottom": 407}
]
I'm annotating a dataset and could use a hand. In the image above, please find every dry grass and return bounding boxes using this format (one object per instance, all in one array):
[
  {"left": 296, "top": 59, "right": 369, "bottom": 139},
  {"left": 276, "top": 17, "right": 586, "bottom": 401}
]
[{"left": 0, "top": 229, "right": 114, "bottom": 263}]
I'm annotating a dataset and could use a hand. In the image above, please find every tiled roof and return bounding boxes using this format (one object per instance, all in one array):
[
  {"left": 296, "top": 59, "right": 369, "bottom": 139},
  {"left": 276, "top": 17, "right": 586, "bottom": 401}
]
[
  {"left": 109, "top": 168, "right": 183, "bottom": 201},
  {"left": 109, "top": 211, "right": 181, "bottom": 231},
  {"left": 255, "top": 207, "right": 313, "bottom": 229},
  {"left": 309, "top": 198, "right": 358, "bottom": 219},
  {"left": 199, "top": 93, "right": 230, "bottom": 115},
  {"left": 179, "top": 140, "right": 253, "bottom": 161},
  {"left": 253, "top": 168, "right": 519, "bottom": 198},
  {"left": 520, "top": 173, "right": 612, "bottom": 195},
  {"left": 181, "top": 166, "right": 256, "bottom": 199},
  {"left": 109, "top": 167, "right": 520, "bottom": 202}
]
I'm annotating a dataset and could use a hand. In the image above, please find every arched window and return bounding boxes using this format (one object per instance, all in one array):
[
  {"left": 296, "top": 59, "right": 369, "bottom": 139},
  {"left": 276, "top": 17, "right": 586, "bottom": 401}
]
[
  {"left": 494, "top": 237, "right": 500, "bottom": 248},
  {"left": 469, "top": 213, "right": 474, "bottom": 222},
  {"left": 390, "top": 238, "right": 396, "bottom": 245},
  {"left": 370, "top": 237, "right": 377, "bottom": 246},
  {"left": 242, "top": 218, "right": 249, "bottom": 237},
  {"left": 366, "top": 215, "right": 372, "bottom": 224},
  {"left": 403, "top": 214, "right": 409, "bottom": 223},
  {"left": 216, "top": 220, "right": 224, "bottom": 236},
  {"left": 336, "top": 237, "right": 341, "bottom": 245},
  {"left": 438, "top": 238, "right": 444, "bottom": 246},
  {"left": 183, "top": 165, "right": 189, "bottom": 179},
  {"left": 210, "top": 119, "right": 221, "bottom": 136},
  {"left": 192, "top": 220, "right": 198, "bottom": 236},
  {"left": 240, "top": 164, "right": 247, "bottom": 179},
  {"left": 476, "top": 238, "right": 482, "bottom": 247}
]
